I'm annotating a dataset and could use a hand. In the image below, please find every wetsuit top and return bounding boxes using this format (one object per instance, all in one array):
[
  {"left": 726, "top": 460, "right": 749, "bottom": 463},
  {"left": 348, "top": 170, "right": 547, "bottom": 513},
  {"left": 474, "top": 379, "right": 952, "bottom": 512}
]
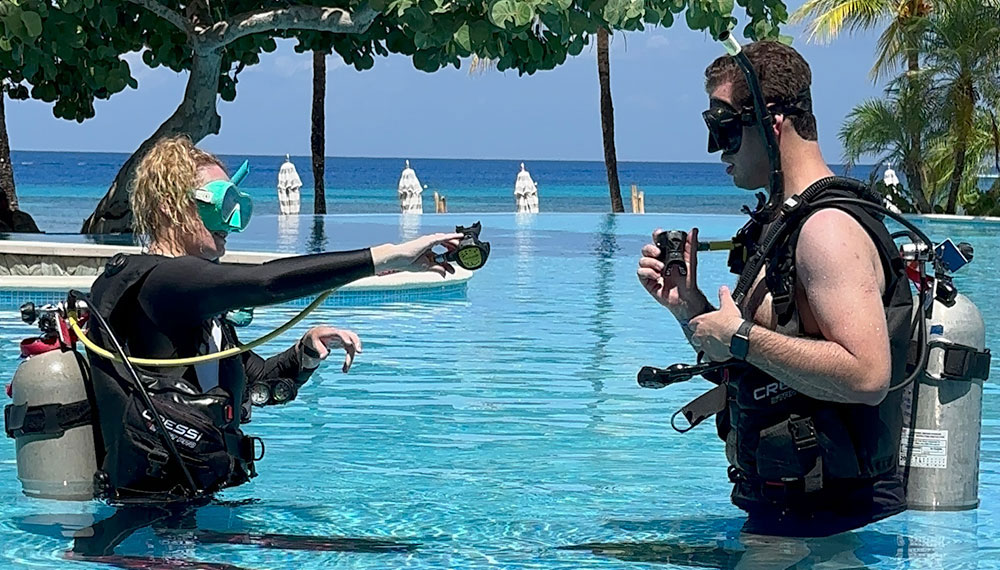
[
  {"left": 87, "top": 249, "right": 375, "bottom": 501},
  {"left": 127, "top": 250, "right": 373, "bottom": 376}
]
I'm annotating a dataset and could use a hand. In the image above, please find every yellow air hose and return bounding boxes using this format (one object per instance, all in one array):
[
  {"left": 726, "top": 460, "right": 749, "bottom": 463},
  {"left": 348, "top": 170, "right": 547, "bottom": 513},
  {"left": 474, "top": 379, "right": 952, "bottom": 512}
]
[{"left": 68, "top": 290, "right": 333, "bottom": 367}]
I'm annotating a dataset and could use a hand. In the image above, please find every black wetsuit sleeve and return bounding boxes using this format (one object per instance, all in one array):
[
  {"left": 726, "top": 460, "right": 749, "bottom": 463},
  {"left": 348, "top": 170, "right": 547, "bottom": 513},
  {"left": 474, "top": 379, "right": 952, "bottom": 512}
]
[
  {"left": 242, "top": 345, "right": 316, "bottom": 389},
  {"left": 138, "top": 249, "right": 374, "bottom": 330}
]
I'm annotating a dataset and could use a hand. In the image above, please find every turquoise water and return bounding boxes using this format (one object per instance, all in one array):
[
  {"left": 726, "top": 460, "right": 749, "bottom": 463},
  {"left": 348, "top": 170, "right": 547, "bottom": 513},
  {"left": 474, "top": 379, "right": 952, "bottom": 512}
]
[
  {"left": 1, "top": 213, "right": 998, "bottom": 569},
  {"left": 10, "top": 151, "right": 877, "bottom": 233}
]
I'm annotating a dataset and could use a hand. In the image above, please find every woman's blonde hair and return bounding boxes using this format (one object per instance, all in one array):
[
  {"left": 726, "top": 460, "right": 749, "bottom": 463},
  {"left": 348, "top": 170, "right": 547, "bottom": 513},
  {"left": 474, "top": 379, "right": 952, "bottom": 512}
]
[{"left": 131, "top": 136, "right": 226, "bottom": 243}]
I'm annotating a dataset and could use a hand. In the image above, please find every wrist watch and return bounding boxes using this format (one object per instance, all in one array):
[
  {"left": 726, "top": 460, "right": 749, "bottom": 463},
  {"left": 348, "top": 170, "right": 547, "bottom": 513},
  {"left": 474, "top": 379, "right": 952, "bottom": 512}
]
[
  {"left": 730, "top": 320, "right": 755, "bottom": 361},
  {"left": 299, "top": 340, "right": 323, "bottom": 370}
]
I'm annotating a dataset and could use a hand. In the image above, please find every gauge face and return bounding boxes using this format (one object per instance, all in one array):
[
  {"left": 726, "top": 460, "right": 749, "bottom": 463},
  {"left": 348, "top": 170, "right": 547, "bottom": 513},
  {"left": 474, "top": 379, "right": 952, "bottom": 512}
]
[
  {"left": 456, "top": 246, "right": 484, "bottom": 270},
  {"left": 271, "top": 380, "right": 294, "bottom": 403},
  {"left": 249, "top": 382, "right": 271, "bottom": 406}
]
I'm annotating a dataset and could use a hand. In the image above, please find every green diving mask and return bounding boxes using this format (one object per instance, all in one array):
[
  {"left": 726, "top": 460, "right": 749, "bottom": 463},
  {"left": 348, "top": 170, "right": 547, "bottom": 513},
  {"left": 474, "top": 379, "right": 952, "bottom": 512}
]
[{"left": 194, "top": 160, "right": 253, "bottom": 233}]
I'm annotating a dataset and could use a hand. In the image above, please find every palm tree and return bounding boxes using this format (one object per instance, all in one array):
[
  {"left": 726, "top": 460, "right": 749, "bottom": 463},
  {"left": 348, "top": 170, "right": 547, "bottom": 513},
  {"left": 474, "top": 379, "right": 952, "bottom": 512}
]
[
  {"left": 839, "top": 75, "right": 936, "bottom": 212},
  {"left": 312, "top": 50, "right": 328, "bottom": 215},
  {"left": 791, "top": 0, "right": 933, "bottom": 205},
  {"left": 597, "top": 28, "right": 624, "bottom": 213},
  {"left": 924, "top": 110, "right": 1000, "bottom": 213},
  {"left": 921, "top": 0, "right": 1000, "bottom": 213}
]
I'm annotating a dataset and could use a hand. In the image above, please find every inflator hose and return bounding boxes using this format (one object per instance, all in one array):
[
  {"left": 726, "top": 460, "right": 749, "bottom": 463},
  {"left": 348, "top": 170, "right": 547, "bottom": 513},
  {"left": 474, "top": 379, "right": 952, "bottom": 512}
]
[{"left": 67, "top": 288, "right": 335, "bottom": 367}]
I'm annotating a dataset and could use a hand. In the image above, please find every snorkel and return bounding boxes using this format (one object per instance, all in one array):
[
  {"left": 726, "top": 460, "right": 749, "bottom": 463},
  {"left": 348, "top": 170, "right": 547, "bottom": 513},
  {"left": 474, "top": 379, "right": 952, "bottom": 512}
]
[
  {"left": 231, "top": 160, "right": 250, "bottom": 187},
  {"left": 718, "top": 31, "right": 785, "bottom": 211}
]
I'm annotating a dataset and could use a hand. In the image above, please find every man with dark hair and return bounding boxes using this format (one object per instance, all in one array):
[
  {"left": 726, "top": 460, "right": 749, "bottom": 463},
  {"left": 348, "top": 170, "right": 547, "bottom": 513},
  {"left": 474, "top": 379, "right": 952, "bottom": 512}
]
[{"left": 637, "top": 41, "right": 912, "bottom": 537}]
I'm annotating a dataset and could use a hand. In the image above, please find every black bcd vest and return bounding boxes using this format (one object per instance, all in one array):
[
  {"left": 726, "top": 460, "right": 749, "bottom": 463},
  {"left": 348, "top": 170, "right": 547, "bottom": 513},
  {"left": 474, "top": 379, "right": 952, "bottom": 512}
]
[
  {"left": 719, "top": 181, "right": 913, "bottom": 511},
  {"left": 86, "top": 254, "right": 257, "bottom": 503}
]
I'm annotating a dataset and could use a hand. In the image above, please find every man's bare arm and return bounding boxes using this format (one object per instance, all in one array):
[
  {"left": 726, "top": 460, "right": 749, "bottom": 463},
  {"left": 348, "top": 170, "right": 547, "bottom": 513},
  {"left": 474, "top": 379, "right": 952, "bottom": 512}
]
[{"left": 743, "top": 209, "right": 891, "bottom": 405}]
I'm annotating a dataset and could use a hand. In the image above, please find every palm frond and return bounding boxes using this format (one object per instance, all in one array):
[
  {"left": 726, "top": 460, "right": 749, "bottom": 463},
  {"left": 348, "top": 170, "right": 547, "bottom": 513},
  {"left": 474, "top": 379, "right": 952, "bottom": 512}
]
[
  {"left": 793, "top": 0, "right": 892, "bottom": 43},
  {"left": 839, "top": 98, "right": 907, "bottom": 164},
  {"left": 871, "top": 21, "right": 906, "bottom": 82}
]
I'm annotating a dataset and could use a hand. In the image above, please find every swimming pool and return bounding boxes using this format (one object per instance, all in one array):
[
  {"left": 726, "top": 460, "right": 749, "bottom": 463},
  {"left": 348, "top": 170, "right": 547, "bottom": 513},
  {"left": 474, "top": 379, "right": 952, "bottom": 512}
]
[{"left": 1, "top": 213, "right": 998, "bottom": 569}]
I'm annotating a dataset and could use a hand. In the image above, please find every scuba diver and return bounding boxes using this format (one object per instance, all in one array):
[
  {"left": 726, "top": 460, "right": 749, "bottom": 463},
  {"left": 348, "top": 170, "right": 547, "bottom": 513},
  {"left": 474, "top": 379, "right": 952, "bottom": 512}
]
[
  {"left": 67, "top": 136, "right": 463, "bottom": 504},
  {"left": 636, "top": 40, "right": 915, "bottom": 537}
]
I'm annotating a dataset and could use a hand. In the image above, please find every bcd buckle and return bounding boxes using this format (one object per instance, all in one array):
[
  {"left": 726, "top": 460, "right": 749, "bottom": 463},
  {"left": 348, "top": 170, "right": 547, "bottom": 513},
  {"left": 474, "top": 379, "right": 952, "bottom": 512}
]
[{"left": 788, "top": 416, "right": 818, "bottom": 451}]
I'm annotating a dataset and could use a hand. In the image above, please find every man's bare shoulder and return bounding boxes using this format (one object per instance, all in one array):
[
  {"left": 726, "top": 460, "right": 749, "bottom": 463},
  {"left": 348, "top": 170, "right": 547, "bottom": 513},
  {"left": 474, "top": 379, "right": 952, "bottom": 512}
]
[{"left": 796, "top": 207, "right": 883, "bottom": 290}]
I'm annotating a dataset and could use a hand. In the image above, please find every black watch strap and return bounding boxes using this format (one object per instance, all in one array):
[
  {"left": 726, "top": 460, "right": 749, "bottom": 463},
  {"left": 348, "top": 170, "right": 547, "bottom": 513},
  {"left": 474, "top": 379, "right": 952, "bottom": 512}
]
[{"left": 730, "top": 320, "right": 754, "bottom": 361}]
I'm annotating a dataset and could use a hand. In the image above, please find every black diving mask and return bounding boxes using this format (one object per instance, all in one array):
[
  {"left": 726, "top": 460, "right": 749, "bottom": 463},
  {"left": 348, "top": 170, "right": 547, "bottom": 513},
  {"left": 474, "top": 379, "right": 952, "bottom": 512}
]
[
  {"left": 702, "top": 89, "right": 813, "bottom": 155},
  {"left": 702, "top": 102, "right": 755, "bottom": 154}
]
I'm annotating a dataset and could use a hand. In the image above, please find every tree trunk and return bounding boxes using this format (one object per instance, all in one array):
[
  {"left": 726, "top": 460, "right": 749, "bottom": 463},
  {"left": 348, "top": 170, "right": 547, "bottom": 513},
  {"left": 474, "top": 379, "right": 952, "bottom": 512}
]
[
  {"left": 947, "top": 143, "right": 967, "bottom": 214},
  {"left": 945, "top": 81, "right": 977, "bottom": 215},
  {"left": 312, "top": 50, "right": 327, "bottom": 215},
  {"left": 901, "top": 152, "right": 931, "bottom": 213},
  {"left": 81, "top": 50, "right": 224, "bottom": 234},
  {"left": 597, "top": 29, "right": 624, "bottom": 214},
  {"left": 946, "top": 89, "right": 974, "bottom": 214},
  {"left": 0, "top": 92, "right": 17, "bottom": 210},
  {"left": 989, "top": 110, "right": 1000, "bottom": 173},
  {"left": 903, "top": 50, "right": 930, "bottom": 213}
]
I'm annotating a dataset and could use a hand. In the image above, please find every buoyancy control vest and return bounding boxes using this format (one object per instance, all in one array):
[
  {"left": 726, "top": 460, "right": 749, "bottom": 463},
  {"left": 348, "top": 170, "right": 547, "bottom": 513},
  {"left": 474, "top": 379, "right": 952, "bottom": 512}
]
[
  {"left": 87, "top": 254, "right": 257, "bottom": 503},
  {"left": 719, "top": 181, "right": 914, "bottom": 513}
]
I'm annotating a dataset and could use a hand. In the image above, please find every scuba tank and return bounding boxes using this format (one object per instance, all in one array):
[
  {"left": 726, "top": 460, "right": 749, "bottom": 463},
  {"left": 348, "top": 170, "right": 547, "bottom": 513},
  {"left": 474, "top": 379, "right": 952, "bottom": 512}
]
[
  {"left": 900, "top": 241, "right": 991, "bottom": 510},
  {"left": 4, "top": 302, "right": 98, "bottom": 501}
]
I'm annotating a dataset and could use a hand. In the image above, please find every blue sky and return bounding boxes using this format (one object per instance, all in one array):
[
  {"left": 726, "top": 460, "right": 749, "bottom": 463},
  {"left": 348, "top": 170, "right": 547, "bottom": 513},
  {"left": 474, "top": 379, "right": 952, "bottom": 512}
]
[{"left": 6, "top": 2, "right": 887, "bottom": 163}]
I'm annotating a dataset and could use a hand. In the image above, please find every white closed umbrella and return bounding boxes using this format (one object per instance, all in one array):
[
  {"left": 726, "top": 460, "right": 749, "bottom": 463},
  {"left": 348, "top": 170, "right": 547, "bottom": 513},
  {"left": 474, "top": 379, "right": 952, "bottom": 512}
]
[
  {"left": 514, "top": 163, "right": 539, "bottom": 213},
  {"left": 277, "top": 154, "right": 302, "bottom": 215},
  {"left": 883, "top": 163, "right": 900, "bottom": 188},
  {"left": 882, "top": 163, "right": 902, "bottom": 214},
  {"left": 397, "top": 160, "right": 424, "bottom": 214}
]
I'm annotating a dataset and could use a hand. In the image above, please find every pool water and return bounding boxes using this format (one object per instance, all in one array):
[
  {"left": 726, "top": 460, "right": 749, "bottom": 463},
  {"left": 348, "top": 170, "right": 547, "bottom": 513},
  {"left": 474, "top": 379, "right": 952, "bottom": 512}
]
[{"left": 1, "top": 213, "right": 998, "bottom": 569}]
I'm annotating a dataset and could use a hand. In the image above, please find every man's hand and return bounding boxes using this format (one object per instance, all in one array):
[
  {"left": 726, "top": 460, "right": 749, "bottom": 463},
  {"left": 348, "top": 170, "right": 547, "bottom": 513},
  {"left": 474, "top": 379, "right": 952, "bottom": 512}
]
[
  {"left": 688, "top": 286, "right": 745, "bottom": 362},
  {"left": 637, "top": 227, "right": 709, "bottom": 319},
  {"left": 300, "top": 326, "right": 363, "bottom": 373}
]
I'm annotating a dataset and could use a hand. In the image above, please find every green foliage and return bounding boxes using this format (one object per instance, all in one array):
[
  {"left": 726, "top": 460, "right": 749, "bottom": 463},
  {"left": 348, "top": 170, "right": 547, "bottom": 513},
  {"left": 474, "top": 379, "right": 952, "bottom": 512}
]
[{"left": 1, "top": 0, "right": 788, "bottom": 122}]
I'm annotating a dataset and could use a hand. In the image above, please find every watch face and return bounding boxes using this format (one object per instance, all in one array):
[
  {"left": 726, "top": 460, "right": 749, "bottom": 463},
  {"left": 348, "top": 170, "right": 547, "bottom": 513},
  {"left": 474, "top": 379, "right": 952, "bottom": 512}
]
[
  {"left": 731, "top": 337, "right": 749, "bottom": 360},
  {"left": 730, "top": 322, "right": 753, "bottom": 360}
]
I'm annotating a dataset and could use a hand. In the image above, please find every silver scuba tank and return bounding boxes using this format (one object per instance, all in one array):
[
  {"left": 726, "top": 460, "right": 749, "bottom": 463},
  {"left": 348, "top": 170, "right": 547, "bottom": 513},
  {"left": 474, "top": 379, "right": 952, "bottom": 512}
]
[
  {"left": 4, "top": 303, "right": 97, "bottom": 501},
  {"left": 901, "top": 283, "right": 991, "bottom": 510}
]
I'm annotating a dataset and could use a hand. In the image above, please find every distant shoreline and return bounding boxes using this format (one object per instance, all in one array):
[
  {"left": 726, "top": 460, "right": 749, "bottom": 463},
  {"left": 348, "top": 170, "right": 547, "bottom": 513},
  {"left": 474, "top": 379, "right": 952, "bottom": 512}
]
[{"left": 8, "top": 149, "right": 878, "bottom": 169}]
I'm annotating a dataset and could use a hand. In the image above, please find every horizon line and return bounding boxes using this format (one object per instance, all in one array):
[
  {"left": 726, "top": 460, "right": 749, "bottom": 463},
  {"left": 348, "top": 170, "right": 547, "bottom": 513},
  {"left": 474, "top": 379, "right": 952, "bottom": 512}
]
[{"left": 9, "top": 148, "right": 877, "bottom": 168}]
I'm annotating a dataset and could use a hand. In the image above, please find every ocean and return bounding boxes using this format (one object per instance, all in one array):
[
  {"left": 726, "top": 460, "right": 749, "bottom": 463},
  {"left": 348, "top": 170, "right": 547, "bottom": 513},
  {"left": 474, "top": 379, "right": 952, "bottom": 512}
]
[{"left": 9, "top": 150, "right": 876, "bottom": 234}]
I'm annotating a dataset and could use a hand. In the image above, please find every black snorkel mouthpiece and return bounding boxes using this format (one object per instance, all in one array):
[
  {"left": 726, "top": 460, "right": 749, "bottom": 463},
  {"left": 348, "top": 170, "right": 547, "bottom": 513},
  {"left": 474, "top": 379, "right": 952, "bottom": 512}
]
[
  {"left": 718, "top": 31, "right": 784, "bottom": 210},
  {"left": 434, "top": 221, "right": 491, "bottom": 271}
]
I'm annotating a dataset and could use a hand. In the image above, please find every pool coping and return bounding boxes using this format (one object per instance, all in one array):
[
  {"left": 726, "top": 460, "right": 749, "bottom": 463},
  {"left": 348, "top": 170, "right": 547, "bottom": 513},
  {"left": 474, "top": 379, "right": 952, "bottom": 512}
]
[{"left": 0, "top": 240, "right": 472, "bottom": 293}]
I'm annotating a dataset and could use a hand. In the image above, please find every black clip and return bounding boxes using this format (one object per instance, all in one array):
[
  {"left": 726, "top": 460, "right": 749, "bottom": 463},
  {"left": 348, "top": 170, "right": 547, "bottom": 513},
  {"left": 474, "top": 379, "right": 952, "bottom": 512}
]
[
  {"left": 781, "top": 195, "right": 803, "bottom": 215},
  {"left": 4, "top": 403, "right": 26, "bottom": 438},
  {"left": 788, "top": 416, "right": 817, "bottom": 451}
]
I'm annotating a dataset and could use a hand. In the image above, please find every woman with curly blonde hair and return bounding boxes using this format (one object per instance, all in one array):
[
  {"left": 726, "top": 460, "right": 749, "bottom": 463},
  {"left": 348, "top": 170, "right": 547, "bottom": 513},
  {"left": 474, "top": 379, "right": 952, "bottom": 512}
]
[{"left": 86, "top": 135, "right": 461, "bottom": 502}]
